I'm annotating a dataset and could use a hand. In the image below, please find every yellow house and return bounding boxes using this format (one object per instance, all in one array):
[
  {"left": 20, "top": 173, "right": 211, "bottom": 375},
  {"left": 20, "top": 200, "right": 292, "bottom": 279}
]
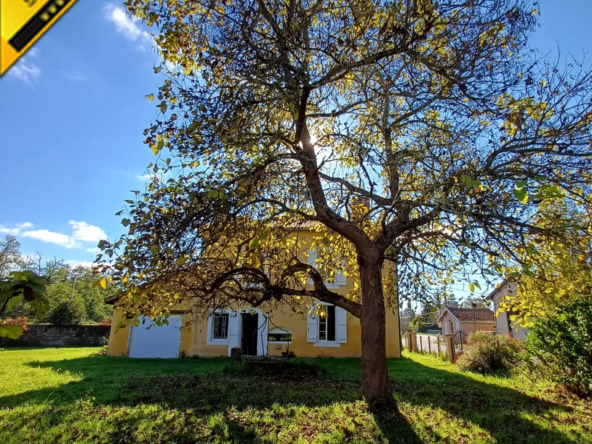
[{"left": 106, "top": 227, "right": 401, "bottom": 359}]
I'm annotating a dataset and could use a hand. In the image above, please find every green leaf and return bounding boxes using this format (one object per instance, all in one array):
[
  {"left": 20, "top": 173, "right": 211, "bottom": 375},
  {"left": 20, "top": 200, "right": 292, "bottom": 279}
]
[
  {"left": 468, "top": 283, "right": 475, "bottom": 292},
  {"left": 122, "top": 219, "right": 131, "bottom": 227},
  {"left": 159, "top": 102, "right": 168, "bottom": 114},
  {"left": 461, "top": 175, "right": 481, "bottom": 188},
  {"left": 176, "top": 257, "right": 186, "bottom": 266},
  {"left": 0, "top": 324, "right": 24, "bottom": 339},
  {"left": 133, "top": 319, "right": 140, "bottom": 327},
  {"left": 473, "top": 282, "right": 481, "bottom": 290},
  {"left": 516, "top": 179, "right": 528, "bottom": 188},
  {"left": 512, "top": 188, "right": 528, "bottom": 204},
  {"left": 150, "top": 245, "right": 159, "bottom": 254},
  {"left": 249, "top": 239, "right": 260, "bottom": 249},
  {"left": 209, "top": 189, "right": 219, "bottom": 198},
  {"left": 145, "top": 94, "right": 154, "bottom": 101}
]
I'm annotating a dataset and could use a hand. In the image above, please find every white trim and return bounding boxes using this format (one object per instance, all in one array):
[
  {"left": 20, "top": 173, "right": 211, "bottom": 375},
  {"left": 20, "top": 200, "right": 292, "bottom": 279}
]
[
  {"left": 314, "top": 341, "right": 341, "bottom": 348},
  {"left": 438, "top": 308, "right": 460, "bottom": 323},
  {"left": 235, "top": 308, "right": 268, "bottom": 356},
  {"left": 207, "top": 310, "right": 231, "bottom": 346},
  {"left": 307, "top": 249, "right": 346, "bottom": 289},
  {"left": 268, "top": 341, "right": 292, "bottom": 345},
  {"left": 336, "top": 306, "right": 347, "bottom": 344}
]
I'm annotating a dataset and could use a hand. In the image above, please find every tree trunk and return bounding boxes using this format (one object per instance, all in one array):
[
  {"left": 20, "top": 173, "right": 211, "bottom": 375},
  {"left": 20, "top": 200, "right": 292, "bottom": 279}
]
[{"left": 359, "top": 254, "right": 394, "bottom": 406}]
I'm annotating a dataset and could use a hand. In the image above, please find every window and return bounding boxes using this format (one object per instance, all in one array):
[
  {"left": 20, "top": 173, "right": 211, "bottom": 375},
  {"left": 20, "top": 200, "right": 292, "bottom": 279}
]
[
  {"left": 318, "top": 305, "right": 336, "bottom": 341},
  {"left": 212, "top": 313, "right": 229, "bottom": 339},
  {"left": 268, "top": 327, "right": 291, "bottom": 343}
]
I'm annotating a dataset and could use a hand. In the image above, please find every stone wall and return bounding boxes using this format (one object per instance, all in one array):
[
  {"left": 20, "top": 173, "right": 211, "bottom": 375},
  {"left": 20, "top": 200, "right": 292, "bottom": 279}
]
[{"left": 0, "top": 325, "right": 110, "bottom": 348}]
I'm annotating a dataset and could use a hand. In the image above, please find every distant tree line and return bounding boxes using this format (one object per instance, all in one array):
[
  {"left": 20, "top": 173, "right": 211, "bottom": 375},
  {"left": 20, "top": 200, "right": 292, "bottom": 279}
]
[{"left": 0, "top": 235, "right": 112, "bottom": 325}]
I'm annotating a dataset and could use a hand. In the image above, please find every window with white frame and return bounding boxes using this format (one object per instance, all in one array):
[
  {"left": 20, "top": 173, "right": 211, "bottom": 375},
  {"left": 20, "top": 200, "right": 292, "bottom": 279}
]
[
  {"left": 268, "top": 327, "right": 292, "bottom": 343},
  {"left": 212, "top": 313, "right": 229, "bottom": 340},
  {"left": 318, "top": 305, "right": 336, "bottom": 341},
  {"left": 307, "top": 250, "right": 347, "bottom": 289}
]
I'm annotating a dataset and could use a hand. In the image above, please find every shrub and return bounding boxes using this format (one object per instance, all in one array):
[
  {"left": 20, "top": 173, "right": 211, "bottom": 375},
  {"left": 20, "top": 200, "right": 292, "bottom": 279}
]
[
  {"left": 224, "top": 358, "right": 326, "bottom": 379},
  {"left": 47, "top": 299, "right": 86, "bottom": 326},
  {"left": 526, "top": 300, "right": 592, "bottom": 396},
  {"left": 456, "top": 331, "right": 523, "bottom": 374}
]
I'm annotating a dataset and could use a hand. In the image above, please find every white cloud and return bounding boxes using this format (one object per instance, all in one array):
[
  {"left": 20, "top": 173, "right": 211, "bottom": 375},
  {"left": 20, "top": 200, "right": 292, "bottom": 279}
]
[
  {"left": 19, "top": 221, "right": 107, "bottom": 249},
  {"left": 22, "top": 229, "right": 78, "bottom": 248},
  {"left": 69, "top": 221, "right": 107, "bottom": 243},
  {"left": 63, "top": 68, "right": 87, "bottom": 82},
  {"left": 0, "top": 222, "right": 34, "bottom": 236},
  {"left": 104, "top": 3, "right": 152, "bottom": 48},
  {"left": 86, "top": 247, "right": 102, "bottom": 253},
  {"left": 65, "top": 260, "right": 96, "bottom": 268},
  {"left": 8, "top": 48, "right": 41, "bottom": 83}
]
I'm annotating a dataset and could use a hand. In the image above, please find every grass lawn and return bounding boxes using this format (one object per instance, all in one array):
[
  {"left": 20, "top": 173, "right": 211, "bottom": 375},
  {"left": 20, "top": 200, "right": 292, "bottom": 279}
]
[{"left": 1, "top": 348, "right": 591, "bottom": 443}]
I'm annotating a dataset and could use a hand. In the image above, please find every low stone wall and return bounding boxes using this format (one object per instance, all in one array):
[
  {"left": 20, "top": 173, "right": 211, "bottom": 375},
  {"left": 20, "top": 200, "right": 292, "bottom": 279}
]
[{"left": 0, "top": 325, "right": 110, "bottom": 348}]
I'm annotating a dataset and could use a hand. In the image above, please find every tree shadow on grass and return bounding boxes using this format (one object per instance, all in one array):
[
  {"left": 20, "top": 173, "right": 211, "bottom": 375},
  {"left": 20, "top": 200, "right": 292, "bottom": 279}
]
[
  {"left": 0, "top": 355, "right": 422, "bottom": 443},
  {"left": 0, "top": 354, "right": 583, "bottom": 443}
]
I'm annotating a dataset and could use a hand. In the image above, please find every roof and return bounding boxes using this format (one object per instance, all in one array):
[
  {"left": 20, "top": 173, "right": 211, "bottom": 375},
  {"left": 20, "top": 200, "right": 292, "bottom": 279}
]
[
  {"left": 486, "top": 278, "right": 519, "bottom": 300},
  {"left": 440, "top": 307, "right": 495, "bottom": 323},
  {"left": 486, "top": 279, "right": 507, "bottom": 300}
]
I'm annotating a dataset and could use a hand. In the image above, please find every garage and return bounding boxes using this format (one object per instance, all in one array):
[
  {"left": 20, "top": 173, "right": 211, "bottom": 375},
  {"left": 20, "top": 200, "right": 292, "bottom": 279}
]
[{"left": 127, "top": 315, "right": 183, "bottom": 358}]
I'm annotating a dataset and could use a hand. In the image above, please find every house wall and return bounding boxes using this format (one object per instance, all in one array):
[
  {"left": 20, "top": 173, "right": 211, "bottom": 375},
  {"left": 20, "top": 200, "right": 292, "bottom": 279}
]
[
  {"left": 107, "top": 228, "right": 400, "bottom": 358},
  {"left": 107, "top": 308, "right": 130, "bottom": 356},
  {"left": 440, "top": 311, "right": 459, "bottom": 335},
  {"left": 491, "top": 282, "right": 528, "bottom": 340},
  {"left": 459, "top": 320, "right": 496, "bottom": 335},
  {"left": 108, "top": 304, "right": 400, "bottom": 358},
  {"left": 439, "top": 312, "right": 495, "bottom": 336}
]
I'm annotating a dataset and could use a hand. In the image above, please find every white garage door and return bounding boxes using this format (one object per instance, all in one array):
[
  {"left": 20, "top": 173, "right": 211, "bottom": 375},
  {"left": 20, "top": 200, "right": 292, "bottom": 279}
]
[{"left": 128, "top": 315, "right": 183, "bottom": 358}]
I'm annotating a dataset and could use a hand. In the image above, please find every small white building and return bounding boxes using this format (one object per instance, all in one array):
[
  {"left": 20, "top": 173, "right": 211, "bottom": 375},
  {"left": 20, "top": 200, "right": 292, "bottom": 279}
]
[{"left": 486, "top": 280, "right": 528, "bottom": 340}]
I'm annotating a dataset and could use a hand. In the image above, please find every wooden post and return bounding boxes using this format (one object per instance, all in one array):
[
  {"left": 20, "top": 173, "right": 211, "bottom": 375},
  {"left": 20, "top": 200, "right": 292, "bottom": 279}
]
[
  {"left": 419, "top": 335, "right": 423, "bottom": 352},
  {"left": 437, "top": 336, "right": 441, "bottom": 356},
  {"left": 444, "top": 334, "right": 455, "bottom": 362},
  {"left": 428, "top": 336, "right": 432, "bottom": 354},
  {"left": 409, "top": 333, "right": 417, "bottom": 352}
]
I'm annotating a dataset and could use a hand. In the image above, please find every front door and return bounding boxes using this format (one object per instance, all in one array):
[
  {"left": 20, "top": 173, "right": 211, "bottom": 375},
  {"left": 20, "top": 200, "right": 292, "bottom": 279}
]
[{"left": 241, "top": 312, "right": 259, "bottom": 355}]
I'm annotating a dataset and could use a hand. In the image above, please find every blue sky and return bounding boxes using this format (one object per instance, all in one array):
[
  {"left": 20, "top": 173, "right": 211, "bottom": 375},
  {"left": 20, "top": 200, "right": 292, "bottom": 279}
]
[{"left": 0, "top": 0, "right": 591, "bottom": 278}]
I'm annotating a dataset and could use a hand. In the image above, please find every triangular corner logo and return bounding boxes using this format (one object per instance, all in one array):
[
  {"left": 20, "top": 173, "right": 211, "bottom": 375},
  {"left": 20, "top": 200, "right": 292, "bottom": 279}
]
[{"left": 1, "top": 0, "right": 79, "bottom": 76}]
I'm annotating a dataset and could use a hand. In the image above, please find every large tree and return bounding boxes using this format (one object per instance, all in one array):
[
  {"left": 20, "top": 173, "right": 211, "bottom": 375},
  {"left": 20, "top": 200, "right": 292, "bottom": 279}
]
[{"left": 103, "top": 0, "right": 592, "bottom": 403}]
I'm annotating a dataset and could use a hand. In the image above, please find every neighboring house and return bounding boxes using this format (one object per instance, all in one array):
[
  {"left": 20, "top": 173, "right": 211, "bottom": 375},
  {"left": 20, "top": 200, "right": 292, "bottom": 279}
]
[
  {"left": 437, "top": 307, "right": 496, "bottom": 338},
  {"left": 486, "top": 280, "right": 528, "bottom": 340},
  {"left": 106, "top": 226, "right": 401, "bottom": 359}
]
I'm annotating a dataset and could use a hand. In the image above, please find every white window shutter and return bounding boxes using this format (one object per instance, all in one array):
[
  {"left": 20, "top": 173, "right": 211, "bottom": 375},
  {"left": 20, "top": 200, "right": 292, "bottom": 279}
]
[
  {"left": 336, "top": 268, "right": 347, "bottom": 286},
  {"left": 336, "top": 307, "right": 347, "bottom": 343},
  {"left": 257, "top": 312, "right": 268, "bottom": 356},
  {"left": 227, "top": 310, "right": 240, "bottom": 355},
  {"left": 307, "top": 309, "right": 318, "bottom": 342}
]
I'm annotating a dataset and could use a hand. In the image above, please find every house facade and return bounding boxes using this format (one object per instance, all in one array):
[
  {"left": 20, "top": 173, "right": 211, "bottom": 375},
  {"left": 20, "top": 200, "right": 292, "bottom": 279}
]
[
  {"left": 107, "top": 302, "right": 401, "bottom": 359},
  {"left": 106, "top": 227, "right": 401, "bottom": 359},
  {"left": 486, "top": 280, "right": 528, "bottom": 340},
  {"left": 437, "top": 307, "right": 496, "bottom": 338}
]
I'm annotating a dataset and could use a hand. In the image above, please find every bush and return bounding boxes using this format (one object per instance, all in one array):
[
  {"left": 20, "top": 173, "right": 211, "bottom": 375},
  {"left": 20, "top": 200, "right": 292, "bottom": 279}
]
[
  {"left": 456, "top": 331, "right": 523, "bottom": 374},
  {"left": 47, "top": 299, "right": 86, "bottom": 326},
  {"left": 526, "top": 300, "right": 592, "bottom": 396},
  {"left": 224, "top": 358, "right": 326, "bottom": 379}
]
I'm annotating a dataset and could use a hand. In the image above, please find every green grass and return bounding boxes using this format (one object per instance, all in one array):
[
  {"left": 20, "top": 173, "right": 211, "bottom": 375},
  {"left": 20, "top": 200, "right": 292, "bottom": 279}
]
[{"left": 1, "top": 348, "right": 591, "bottom": 443}]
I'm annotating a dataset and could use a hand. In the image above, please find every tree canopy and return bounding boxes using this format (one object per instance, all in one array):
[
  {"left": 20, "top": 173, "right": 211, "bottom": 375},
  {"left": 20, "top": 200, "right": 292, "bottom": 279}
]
[{"left": 103, "top": 0, "right": 592, "bottom": 403}]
